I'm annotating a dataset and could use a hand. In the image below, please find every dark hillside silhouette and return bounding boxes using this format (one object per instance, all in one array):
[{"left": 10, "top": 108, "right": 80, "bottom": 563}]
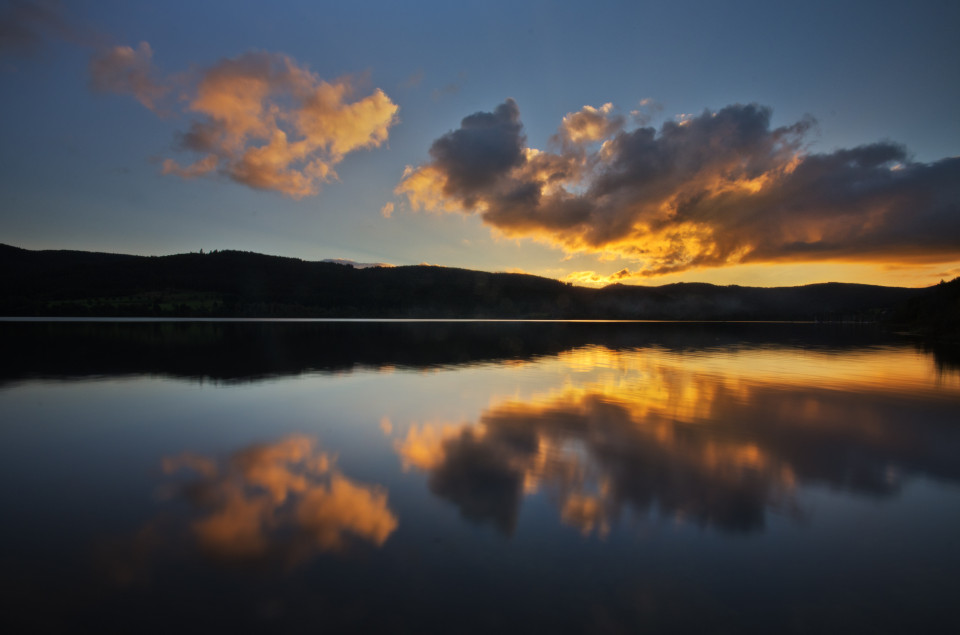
[
  {"left": 887, "top": 276, "right": 960, "bottom": 339},
  {"left": 0, "top": 244, "right": 935, "bottom": 320}
]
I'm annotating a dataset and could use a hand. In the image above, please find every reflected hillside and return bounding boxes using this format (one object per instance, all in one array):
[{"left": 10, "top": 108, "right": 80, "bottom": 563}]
[
  {"left": 3, "top": 320, "right": 956, "bottom": 384},
  {"left": 390, "top": 346, "right": 960, "bottom": 535}
]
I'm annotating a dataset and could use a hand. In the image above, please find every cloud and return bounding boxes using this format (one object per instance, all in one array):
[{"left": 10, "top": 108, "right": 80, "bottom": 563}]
[
  {"left": 426, "top": 423, "right": 528, "bottom": 534},
  {"left": 8, "top": 6, "right": 399, "bottom": 198},
  {"left": 561, "top": 268, "right": 635, "bottom": 287},
  {"left": 162, "top": 435, "right": 398, "bottom": 564},
  {"left": 161, "top": 154, "right": 218, "bottom": 179},
  {"left": 430, "top": 70, "right": 466, "bottom": 101},
  {"left": 101, "top": 435, "right": 399, "bottom": 586},
  {"left": 393, "top": 383, "right": 797, "bottom": 535},
  {"left": 94, "top": 46, "right": 399, "bottom": 198},
  {"left": 431, "top": 83, "right": 459, "bottom": 100},
  {"left": 429, "top": 98, "right": 525, "bottom": 197},
  {"left": 402, "top": 69, "right": 424, "bottom": 89},
  {"left": 89, "top": 42, "right": 168, "bottom": 111},
  {"left": 394, "top": 422, "right": 465, "bottom": 471},
  {"left": 553, "top": 102, "right": 624, "bottom": 147},
  {"left": 630, "top": 97, "right": 663, "bottom": 125},
  {"left": 0, "top": 0, "right": 70, "bottom": 54},
  {"left": 397, "top": 100, "right": 960, "bottom": 276},
  {"left": 380, "top": 201, "right": 394, "bottom": 218},
  {"left": 161, "top": 451, "right": 218, "bottom": 478},
  {"left": 1, "top": 0, "right": 104, "bottom": 61}
]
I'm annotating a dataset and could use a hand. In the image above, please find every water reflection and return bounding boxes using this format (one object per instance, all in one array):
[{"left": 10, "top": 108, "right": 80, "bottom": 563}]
[
  {"left": 110, "top": 435, "right": 396, "bottom": 580},
  {"left": 4, "top": 320, "right": 958, "bottom": 384},
  {"left": 2, "top": 323, "right": 960, "bottom": 632},
  {"left": 391, "top": 346, "right": 960, "bottom": 535}
]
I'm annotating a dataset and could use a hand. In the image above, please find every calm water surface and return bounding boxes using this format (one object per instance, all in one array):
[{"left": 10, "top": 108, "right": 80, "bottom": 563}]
[{"left": 1, "top": 321, "right": 959, "bottom": 633}]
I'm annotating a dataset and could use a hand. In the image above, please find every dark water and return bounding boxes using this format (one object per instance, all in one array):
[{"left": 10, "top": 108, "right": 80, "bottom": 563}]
[{"left": 2, "top": 321, "right": 959, "bottom": 633}]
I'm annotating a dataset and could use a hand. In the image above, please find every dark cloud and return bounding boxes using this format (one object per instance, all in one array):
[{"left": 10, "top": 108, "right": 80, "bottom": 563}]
[
  {"left": 0, "top": 0, "right": 67, "bottom": 54},
  {"left": 398, "top": 99, "right": 960, "bottom": 275},
  {"left": 0, "top": 0, "right": 101, "bottom": 56},
  {"left": 428, "top": 98, "right": 526, "bottom": 204},
  {"left": 428, "top": 427, "right": 528, "bottom": 534}
]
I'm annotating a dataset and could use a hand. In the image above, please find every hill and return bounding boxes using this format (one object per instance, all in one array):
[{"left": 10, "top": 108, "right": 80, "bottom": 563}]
[
  {"left": 0, "top": 244, "right": 930, "bottom": 320},
  {"left": 887, "top": 277, "right": 960, "bottom": 339}
]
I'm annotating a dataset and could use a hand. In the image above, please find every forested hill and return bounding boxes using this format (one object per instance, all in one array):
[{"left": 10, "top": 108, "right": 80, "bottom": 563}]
[
  {"left": 0, "top": 244, "right": 930, "bottom": 320},
  {"left": 887, "top": 276, "right": 960, "bottom": 339}
]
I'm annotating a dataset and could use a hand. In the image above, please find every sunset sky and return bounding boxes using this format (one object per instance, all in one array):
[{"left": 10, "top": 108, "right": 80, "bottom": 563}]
[{"left": 2, "top": 0, "right": 958, "bottom": 287}]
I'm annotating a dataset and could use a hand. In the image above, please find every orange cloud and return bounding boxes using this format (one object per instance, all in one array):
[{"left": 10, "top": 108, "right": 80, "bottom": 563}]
[
  {"left": 397, "top": 100, "right": 960, "bottom": 276},
  {"left": 161, "top": 451, "right": 217, "bottom": 478},
  {"left": 562, "top": 268, "right": 635, "bottom": 287},
  {"left": 161, "top": 154, "right": 218, "bottom": 179},
  {"left": 394, "top": 422, "right": 466, "bottom": 471},
  {"left": 560, "top": 493, "right": 611, "bottom": 536},
  {"left": 163, "top": 435, "right": 397, "bottom": 564},
  {"left": 396, "top": 164, "right": 464, "bottom": 213},
  {"left": 554, "top": 103, "right": 623, "bottom": 146},
  {"left": 296, "top": 474, "right": 397, "bottom": 550},
  {"left": 93, "top": 46, "right": 398, "bottom": 198}
]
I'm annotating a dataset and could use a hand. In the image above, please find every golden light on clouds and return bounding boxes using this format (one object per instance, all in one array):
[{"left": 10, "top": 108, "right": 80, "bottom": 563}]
[
  {"left": 395, "top": 164, "right": 465, "bottom": 213},
  {"left": 394, "top": 421, "right": 468, "bottom": 471},
  {"left": 562, "top": 268, "right": 635, "bottom": 287},
  {"left": 162, "top": 435, "right": 397, "bottom": 564},
  {"left": 557, "top": 259, "right": 960, "bottom": 289},
  {"left": 91, "top": 45, "right": 398, "bottom": 198},
  {"left": 555, "top": 102, "right": 623, "bottom": 146},
  {"left": 397, "top": 100, "right": 960, "bottom": 279}
]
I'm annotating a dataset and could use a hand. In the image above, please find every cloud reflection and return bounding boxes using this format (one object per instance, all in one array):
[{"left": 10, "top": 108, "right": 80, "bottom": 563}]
[
  {"left": 164, "top": 435, "right": 397, "bottom": 563},
  {"left": 392, "top": 346, "right": 960, "bottom": 536},
  {"left": 105, "top": 435, "right": 397, "bottom": 582}
]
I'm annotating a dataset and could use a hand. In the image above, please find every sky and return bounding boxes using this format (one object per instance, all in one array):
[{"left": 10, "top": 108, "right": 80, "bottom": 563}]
[{"left": 1, "top": 0, "right": 958, "bottom": 288}]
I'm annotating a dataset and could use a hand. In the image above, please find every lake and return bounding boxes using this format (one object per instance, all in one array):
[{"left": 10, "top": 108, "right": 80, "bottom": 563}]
[{"left": 2, "top": 320, "right": 959, "bottom": 633}]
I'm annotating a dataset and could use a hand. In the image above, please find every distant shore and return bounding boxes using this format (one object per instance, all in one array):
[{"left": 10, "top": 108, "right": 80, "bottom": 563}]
[{"left": 2, "top": 244, "right": 955, "bottom": 334}]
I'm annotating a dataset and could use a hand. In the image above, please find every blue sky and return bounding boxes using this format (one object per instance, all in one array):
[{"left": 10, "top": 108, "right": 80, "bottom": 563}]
[{"left": 1, "top": 0, "right": 958, "bottom": 286}]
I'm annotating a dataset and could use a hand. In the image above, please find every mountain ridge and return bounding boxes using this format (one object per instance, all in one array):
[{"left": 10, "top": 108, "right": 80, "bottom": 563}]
[{"left": 0, "top": 243, "right": 941, "bottom": 322}]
